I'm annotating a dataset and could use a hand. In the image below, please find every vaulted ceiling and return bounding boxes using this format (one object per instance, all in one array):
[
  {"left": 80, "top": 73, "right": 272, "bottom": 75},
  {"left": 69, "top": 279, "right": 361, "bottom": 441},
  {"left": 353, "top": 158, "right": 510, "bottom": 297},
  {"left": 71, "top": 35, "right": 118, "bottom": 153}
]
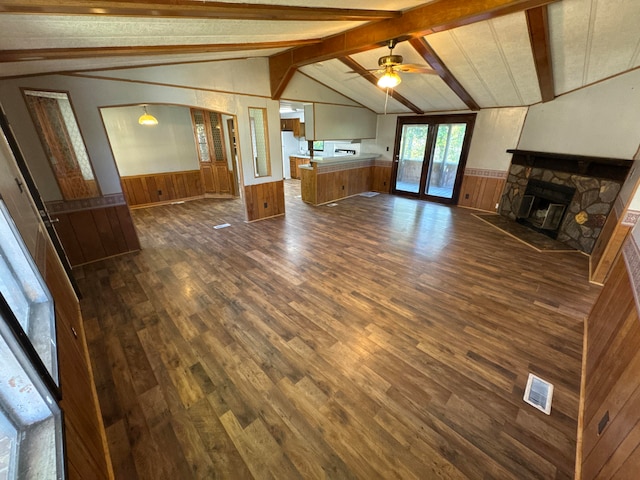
[{"left": 1, "top": 0, "right": 639, "bottom": 114}]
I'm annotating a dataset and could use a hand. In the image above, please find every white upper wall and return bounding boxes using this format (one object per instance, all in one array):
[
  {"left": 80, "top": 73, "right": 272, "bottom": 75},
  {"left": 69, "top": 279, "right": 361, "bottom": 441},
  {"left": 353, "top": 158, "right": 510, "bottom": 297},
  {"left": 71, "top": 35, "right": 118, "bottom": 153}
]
[
  {"left": 518, "top": 68, "right": 640, "bottom": 159},
  {"left": 101, "top": 104, "right": 199, "bottom": 176},
  {"left": 466, "top": 107, "right": 528, "bottom": 170}
]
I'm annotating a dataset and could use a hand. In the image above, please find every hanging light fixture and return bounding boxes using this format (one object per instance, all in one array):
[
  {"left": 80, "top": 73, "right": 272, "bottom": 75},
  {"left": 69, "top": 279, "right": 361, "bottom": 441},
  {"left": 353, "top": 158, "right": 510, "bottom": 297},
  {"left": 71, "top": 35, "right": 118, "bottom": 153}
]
[
  {"left": 138, "top": 105, "right": 158, "bottom": 126},
  {"left": 377, "top": 66, "right": 402, "bottom": 89}
]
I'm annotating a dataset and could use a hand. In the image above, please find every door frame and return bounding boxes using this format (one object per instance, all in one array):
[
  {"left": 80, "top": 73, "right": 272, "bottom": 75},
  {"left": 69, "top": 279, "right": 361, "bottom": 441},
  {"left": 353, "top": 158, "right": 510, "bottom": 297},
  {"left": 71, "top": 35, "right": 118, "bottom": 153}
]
[
  {"left": 391, "top": 113, "right": 476, "bottom": 205},
  {"left": 0, "top": 105, "right": 82, "bottom": 297}
]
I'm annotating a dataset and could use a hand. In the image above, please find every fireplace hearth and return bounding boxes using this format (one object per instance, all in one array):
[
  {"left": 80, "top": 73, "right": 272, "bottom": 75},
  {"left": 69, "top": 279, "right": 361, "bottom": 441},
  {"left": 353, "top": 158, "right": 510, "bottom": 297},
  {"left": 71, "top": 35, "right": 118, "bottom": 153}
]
[{"left": 500, "top": 150, "right": 632, "bottom": 253}]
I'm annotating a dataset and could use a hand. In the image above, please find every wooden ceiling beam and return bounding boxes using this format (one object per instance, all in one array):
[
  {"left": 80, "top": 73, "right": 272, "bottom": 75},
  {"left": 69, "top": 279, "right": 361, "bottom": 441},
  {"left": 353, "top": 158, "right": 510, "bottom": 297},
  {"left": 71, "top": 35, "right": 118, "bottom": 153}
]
[
  {"left": 270, "top": 0, "right": 560, "bottom": 99},
  {"left": 0, "top": 39, "right": 321, "bottom": 63},
  {"left": 338, "top": 56, "right": 423, "bottom": 114},
  {"left": 526, "top": 5, "right": 555, "bottom": 102},
  {"left": 0, "top": 0, "right": 400, "bottom": 21},
  {"left": 409, "top": 37, "right": 480, "bottom": 111}
]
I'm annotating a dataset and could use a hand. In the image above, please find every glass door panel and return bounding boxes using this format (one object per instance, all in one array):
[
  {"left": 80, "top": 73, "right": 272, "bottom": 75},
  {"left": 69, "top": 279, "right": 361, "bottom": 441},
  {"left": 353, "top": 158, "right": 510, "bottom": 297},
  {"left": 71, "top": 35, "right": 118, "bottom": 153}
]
[
  {"left": 392, "top": 114, "right": 475, "bottom": 204},
  {"left": 425, "top": 123, "right": 467, "bottom": 199},
  {"left": 395, "top": 124, "right": 429, "bottom": 193},
  {"left": 0, "top": 201, "right": 57, "bottom": 388}
]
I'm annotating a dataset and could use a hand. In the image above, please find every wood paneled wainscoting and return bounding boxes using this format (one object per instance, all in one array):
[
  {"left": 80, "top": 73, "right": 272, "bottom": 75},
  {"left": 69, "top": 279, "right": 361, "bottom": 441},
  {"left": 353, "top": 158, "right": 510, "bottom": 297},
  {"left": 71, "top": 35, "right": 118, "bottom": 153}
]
[
  {"left": 372, "top": 160, "right": 392, "bottom": 193},
  {"left": 244, "top": 180, "right": 285, "bottom": 221},
  {"left": 45, "top": 241, "right": 114, "bottom": 479},
  {"left": 47, "top": 194, "right": 140, "bottom": 266},
  {"left": 578, "top": 241, "right": 640, "bottom": 478},
  {"left": 458, "top": 168, "right": 507, "bottom": 211},
  {"left": 301, "top": 158, "right": 392, "bottom": 205},
  {"left": 121, "top": 170, "right": 203, "bottom": 207}
]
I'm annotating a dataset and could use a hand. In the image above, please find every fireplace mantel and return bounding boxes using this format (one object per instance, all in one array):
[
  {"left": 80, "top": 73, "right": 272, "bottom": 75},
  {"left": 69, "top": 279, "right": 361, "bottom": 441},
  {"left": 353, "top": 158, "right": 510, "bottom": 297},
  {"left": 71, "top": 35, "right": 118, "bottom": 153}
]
[{"left": 507, "top": 149, "right": 632, "bottom": 182}]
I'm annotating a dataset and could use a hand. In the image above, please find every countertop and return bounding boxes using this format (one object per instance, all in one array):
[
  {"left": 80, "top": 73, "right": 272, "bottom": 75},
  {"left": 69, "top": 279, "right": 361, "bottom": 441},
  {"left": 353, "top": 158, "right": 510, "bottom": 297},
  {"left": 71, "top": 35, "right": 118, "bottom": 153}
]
[{"left": 309, "top": 154, "right": 380, "bottom": 165}]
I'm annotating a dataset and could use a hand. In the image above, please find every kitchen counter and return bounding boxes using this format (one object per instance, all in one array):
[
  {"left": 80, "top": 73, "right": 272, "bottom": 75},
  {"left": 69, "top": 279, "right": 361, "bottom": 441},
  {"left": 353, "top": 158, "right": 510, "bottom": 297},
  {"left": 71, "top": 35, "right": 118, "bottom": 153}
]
[{"left": 300, "top": 153, "right": 391, "bottom": 205}]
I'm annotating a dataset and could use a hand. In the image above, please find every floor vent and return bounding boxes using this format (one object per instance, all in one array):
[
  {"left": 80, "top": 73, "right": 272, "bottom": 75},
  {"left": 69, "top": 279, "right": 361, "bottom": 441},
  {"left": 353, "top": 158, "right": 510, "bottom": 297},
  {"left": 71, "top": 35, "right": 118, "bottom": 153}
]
[
  {"left": 326, "top": 203, "right": 339, "bottom": 207},
  {"left": 523, "top": 373, "right": 553, "bottom": 415},
  {"left": 213, "top": 223, "right": 231, "bottom": 229}
]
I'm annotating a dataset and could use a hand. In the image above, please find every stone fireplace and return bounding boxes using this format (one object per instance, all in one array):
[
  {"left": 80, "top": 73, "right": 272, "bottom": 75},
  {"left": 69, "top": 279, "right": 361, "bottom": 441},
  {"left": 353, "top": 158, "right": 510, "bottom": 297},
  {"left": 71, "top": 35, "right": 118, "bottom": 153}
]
[{"left": 500, "top": 150, "right": 632, "bottom": 253}]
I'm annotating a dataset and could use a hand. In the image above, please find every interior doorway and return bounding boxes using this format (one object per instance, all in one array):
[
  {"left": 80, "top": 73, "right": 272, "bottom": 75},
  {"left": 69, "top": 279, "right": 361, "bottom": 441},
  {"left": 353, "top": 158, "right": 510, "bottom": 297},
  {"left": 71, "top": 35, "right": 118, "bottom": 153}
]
[{"left": 391, "top": 114, "right": 476, "bottom": 204}]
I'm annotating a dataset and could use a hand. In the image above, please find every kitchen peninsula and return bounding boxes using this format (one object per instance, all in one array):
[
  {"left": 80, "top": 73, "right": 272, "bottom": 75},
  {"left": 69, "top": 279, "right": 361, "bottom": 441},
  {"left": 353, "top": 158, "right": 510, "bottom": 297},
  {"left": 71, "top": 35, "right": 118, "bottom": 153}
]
[{"left": 299, "top": 154, "right": 392, "bottom": 205}]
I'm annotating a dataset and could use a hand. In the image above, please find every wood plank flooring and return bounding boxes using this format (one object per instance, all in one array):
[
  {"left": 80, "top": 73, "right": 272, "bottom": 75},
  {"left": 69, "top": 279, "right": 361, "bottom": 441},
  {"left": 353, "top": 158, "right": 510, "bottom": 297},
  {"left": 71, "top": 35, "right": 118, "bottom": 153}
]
[{"left": 77, "top": 181, "right": 602, "bottom": 479}]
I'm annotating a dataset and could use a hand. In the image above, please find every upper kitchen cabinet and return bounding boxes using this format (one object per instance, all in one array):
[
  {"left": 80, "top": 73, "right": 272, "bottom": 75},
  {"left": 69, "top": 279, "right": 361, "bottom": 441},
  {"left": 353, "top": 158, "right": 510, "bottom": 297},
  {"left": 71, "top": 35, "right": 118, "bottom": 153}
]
[
  {"left": 280, "top": 118, "right": 305, "bottom": 138},
  {"left": 304, "top": 104, "right": 376, "bottom": 141}
]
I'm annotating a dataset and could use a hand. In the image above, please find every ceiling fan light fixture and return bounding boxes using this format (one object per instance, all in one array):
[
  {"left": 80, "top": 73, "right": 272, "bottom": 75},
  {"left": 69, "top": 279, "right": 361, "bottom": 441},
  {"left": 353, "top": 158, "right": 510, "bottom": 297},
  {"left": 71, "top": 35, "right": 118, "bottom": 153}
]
[
  {"left": 138, "top": 106, "right": 158, "bottom": 126},
  {"left": 377, "top": 67, "right": 401, "bottom": 89}
]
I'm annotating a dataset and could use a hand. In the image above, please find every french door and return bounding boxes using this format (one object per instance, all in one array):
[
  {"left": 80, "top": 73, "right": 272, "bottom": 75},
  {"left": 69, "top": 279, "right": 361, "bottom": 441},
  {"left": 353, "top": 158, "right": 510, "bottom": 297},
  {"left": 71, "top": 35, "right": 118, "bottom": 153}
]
[{"left": 391, "top": 114, "right": 475, "bottom": 204}]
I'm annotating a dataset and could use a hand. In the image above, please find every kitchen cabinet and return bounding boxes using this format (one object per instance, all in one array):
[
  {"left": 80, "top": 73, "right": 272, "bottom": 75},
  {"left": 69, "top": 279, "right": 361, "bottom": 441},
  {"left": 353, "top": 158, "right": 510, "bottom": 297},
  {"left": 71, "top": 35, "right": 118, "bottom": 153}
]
[
  {"left": 280, "top": 118, "right": 305, "bottom": 137},
  {"left": 289, "top": 156, "right": 310, "bottom": 179}
]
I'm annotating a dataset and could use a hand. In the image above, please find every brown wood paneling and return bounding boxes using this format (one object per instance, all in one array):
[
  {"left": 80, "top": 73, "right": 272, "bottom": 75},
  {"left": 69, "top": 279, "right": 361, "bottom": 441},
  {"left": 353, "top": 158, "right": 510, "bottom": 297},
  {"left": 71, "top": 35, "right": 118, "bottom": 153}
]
[
  {"left": 44, "top": 242, "right": 113, "bottom": 480},
  {"left": 580, "top": 253, "right": 640, "bottom": 479},
  {"left": 215, "top": 164, "right": 232, "bottom": 194},
  {"left": 459, "top": 174, "right": 506, "bottom": 211},
  {"left": 54, "top": 212, "right": 86, "bottom": 265},
  {"left": 54, "top": 204, "right": 140, "bottom": 266},
  {"left": 91, "top": 208, "right": 120, "bottom": 257},
  {"left": 589, "top": 209, "right": 631, "bottom": 284},
  {"left": 121, "top": 170, "right": 204, "bottom": 207},
  {"left": 244, "top": 180, "right": 285, "bottom": 221},
  {"left": 70, "top": 209, "right": 108, "bottom": 263},
  {"left": 316, "top": 166, "right": 372, "bottom": 204},
  {"left": 372, "top": 165, "right": 391, "bottom": 193}
]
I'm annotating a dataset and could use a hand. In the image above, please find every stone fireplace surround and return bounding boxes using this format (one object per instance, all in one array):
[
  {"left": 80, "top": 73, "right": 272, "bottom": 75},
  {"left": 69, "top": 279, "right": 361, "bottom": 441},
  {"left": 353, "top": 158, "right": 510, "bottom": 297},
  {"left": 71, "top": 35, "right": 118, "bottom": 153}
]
[{"left": 499, "top": 150, "right": 632, "bottom": 253}]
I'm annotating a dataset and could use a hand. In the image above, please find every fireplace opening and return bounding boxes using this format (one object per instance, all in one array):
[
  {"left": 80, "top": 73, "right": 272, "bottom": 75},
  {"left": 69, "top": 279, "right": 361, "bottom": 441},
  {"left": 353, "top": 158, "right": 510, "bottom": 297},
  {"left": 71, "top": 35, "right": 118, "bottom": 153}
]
[{"left": 516, "top": 179, "right": 576, "bottom": 239}]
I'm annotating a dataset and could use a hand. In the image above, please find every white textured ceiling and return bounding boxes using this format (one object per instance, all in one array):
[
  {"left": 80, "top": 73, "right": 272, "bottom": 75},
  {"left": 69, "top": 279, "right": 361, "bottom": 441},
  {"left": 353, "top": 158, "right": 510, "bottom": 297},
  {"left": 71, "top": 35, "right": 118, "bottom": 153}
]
[{"left": 0, "top": 0, "right": 639, "bottom": 115}]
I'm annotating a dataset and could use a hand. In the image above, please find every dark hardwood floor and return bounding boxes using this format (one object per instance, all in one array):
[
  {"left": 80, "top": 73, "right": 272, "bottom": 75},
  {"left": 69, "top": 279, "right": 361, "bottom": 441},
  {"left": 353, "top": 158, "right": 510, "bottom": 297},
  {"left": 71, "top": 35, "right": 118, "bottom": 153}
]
[{"left": 77, "top": 181, "right": 601, "bottom": 479}]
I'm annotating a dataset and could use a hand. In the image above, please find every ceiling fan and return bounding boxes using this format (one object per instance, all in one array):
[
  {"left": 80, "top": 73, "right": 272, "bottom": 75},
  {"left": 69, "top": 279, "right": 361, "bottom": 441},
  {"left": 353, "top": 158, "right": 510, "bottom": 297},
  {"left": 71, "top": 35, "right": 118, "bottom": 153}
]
[{"left": 375, "top": 39, "right": 436, "bottom": 88}]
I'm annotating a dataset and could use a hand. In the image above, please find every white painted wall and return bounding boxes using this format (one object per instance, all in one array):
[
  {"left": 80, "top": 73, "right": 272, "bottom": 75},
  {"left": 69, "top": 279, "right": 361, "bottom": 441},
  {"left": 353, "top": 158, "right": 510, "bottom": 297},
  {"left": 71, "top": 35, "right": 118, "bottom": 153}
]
[
  {"left": 518, "top": 68, "right": 640, "bottom": 159},
  {"left": 466, "top": 107, "right": 528, "bottom": 170},
  {"left": 101, "top": 104, "right": 199, "bottom": 176}
]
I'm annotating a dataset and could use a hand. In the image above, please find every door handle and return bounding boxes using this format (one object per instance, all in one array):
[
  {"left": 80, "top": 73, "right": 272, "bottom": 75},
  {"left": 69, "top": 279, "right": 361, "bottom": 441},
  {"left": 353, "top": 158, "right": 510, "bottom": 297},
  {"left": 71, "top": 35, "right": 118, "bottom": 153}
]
[{"left": 39, "top": 209, "right": 59, "bottom": 227}]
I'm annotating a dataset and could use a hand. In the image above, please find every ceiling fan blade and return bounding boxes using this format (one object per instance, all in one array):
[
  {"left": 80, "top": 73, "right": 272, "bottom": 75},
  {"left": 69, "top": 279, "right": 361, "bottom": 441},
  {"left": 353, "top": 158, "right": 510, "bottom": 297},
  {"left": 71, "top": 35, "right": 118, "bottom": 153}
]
[{"left": 395, "top": 64, "right": 437, "bottom": 74}]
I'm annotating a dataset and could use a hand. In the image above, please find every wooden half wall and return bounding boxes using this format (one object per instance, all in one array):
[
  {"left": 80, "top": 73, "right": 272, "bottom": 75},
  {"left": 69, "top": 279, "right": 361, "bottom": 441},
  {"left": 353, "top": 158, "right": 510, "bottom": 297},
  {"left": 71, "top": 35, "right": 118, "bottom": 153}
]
[
  {"left": 458, "top": 168, "right": 507, "bottom": 212},
  {"left": 579, "top": 240, "right": 640, "bottom": 478},
  {"left": 244, "top": 180, "right": 286, "bottom": 222},
  {"left": 120, "top": 170, "right": 203, "bottom": 207},
  {"left": 47, "top": 194, "right": 140, "bottom": 266}
]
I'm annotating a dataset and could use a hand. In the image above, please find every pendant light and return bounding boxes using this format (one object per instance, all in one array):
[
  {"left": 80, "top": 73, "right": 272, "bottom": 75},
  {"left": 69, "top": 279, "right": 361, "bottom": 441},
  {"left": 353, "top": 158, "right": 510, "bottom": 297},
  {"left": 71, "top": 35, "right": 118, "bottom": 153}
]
[{"left": 138, "top": 105, "right": 158, "bottom": 126}]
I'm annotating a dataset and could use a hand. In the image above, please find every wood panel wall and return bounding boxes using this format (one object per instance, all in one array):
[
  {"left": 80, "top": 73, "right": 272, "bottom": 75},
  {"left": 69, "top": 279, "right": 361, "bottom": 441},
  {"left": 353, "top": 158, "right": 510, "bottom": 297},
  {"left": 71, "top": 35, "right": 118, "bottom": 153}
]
[
  {"left": 121, "top": 170, "right": 203, "bottom": 207},
  {"left": 45, "top": 242, "right": 114, "bottom": 480},
  {"left": 579, "top": 251, "right": 640, "bottom": 479},
  {"left": 53, "top": 204, "right": 140, "bottom": 266},
  {"left": 458, "top": 173, "right": 506, "bottom": 212},
  {"left": 316, "top": 166, "right": 371, "bottom": 204},
  {"left": 372, "top": 165, "right": 392, "bottom": 193},
  {"left": 244, "top": 180, "right": 285, "bottom": 222},
  {"left": 589, "top": 208, "right": 631, "bottom": 284}
]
